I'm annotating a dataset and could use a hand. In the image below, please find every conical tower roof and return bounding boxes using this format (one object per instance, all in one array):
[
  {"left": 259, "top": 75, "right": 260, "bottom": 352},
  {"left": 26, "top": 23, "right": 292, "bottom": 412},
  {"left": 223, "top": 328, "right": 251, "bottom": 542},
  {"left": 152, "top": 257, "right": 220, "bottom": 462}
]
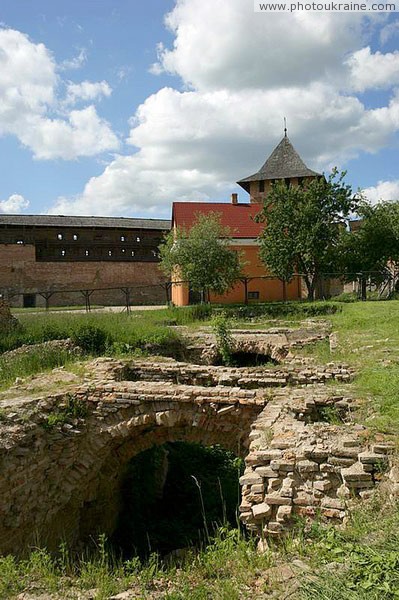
[{"left": 237, "top": 135, "right": 321, "bottom": 193}]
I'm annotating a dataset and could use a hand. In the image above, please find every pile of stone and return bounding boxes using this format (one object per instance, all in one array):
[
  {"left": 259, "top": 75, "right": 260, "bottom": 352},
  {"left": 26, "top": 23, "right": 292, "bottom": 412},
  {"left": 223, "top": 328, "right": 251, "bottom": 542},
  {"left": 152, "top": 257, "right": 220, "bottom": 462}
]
[{"left": 239, "top": 389, "right": 395, "bottom": 536}]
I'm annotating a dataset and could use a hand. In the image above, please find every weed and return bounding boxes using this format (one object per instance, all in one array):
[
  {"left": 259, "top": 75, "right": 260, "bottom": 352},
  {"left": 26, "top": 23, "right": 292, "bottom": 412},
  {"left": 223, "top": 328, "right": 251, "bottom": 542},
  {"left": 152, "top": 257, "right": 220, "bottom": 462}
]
[
  {"left": 42, "top": 395, "right": 87, "bottom": 430},
  {"left": 212, "top": 313, "right": 235, "bottom": 366}
]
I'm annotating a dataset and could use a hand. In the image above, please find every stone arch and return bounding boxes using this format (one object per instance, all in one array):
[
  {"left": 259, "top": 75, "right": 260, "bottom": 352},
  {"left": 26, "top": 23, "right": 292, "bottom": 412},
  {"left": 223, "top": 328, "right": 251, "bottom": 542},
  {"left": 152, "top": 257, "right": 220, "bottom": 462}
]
[{"left": 0, "top": 389, "right": 261, "bottom": 555}]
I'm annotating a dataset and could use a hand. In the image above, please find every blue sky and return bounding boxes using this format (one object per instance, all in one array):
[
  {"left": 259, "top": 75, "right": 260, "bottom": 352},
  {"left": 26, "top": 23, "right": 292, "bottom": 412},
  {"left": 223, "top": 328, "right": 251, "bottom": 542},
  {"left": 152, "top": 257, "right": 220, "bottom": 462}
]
[{"left": 0, "top": 1, "right": 399, "bottom": 218}]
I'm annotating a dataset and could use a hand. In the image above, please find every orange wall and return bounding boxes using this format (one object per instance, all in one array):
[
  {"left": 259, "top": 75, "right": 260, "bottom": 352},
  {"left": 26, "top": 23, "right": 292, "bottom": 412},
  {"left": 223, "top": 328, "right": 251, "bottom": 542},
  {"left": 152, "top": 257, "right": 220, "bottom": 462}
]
[{"left": 171, "top": 243, "right": 301, "bottom": 305}]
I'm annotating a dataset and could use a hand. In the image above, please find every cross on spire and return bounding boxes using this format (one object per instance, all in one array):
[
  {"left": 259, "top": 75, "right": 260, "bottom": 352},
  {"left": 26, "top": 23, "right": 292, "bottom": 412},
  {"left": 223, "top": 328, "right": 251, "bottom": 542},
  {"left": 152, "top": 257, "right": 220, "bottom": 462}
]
[{"left": 284, "top": 117, "right": 287, "bottom": 137}]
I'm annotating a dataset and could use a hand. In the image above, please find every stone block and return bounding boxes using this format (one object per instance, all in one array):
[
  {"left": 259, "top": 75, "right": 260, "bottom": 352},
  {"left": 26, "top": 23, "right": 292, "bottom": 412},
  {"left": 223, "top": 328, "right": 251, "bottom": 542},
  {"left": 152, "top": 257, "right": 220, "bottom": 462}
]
[
  {"left": 372, "top": 442, "right": 395, "bottom": 455},
  {"left": 251, "top": 484, "right": 265, "bottom": 494},
  {"left": 322, "top": 508, "right": 345, "bottom": 520},
  {"left": 255, "top": 466, "right": 276, "bottom": 478},
  {"left": 276, "top": 505, "right": 292, "bottom": 522},
  {"left": 239, "top": 472, "right": 263, "bottom": 486},
  {"left": 297, "top": 460, "right": 319, "bottom": 473},
  {"left": 321, "top": 497, "right": 345, "bottom": 510},
  {"left": 252, "top": 502, "right": 272, "bottom": 520},
  {"left": 358, "top": 452, "right": 388, "bottom": 465},
  {"left": 341, "top": 462, "right": 372, "bottom": 483},
  {"left": 313, "top": 480, "right": 332, "bottom": 492},
  {"left": 264, "top": 494, "right": 292, "bottom": 506},
  {"left": 268, "top": 478, "right": 282, "bottom": 491},
  {"left": 270, "top": 459, "right": 295, "bottom": 472}
]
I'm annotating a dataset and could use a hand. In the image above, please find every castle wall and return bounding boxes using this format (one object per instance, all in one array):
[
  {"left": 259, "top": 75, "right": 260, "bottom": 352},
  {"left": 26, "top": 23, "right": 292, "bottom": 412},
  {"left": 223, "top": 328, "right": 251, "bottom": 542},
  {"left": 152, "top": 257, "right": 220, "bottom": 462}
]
[{"left": 0, "top": 244, "right": 167, "bottom": 307}]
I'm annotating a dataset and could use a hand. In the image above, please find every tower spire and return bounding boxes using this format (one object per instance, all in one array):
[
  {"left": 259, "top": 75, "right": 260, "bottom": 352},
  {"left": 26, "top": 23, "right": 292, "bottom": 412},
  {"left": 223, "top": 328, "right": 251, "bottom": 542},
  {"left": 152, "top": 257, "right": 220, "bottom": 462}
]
[{"left": 284, "top": 117, "right": 287, "bottom": 137}]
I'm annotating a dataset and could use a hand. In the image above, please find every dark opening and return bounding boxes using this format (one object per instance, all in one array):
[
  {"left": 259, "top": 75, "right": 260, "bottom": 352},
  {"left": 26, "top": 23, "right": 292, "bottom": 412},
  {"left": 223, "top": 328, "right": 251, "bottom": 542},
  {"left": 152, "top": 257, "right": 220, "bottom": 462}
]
[
  {"left": 111, "top": 442, "right": 243, "bottom": 560},
  {"left": 214, "top": 351, "right": 278, "bottom": 367},
  {"left": 23, "top": 293, "right": 36, "bottom": 308}
]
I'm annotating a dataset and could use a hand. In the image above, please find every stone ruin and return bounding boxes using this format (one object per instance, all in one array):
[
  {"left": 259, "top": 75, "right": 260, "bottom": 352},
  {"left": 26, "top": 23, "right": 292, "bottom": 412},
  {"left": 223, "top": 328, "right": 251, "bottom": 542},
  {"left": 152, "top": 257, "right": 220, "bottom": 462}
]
[{"left": 0, "top": 324, "right": 397, "bottom": 555}]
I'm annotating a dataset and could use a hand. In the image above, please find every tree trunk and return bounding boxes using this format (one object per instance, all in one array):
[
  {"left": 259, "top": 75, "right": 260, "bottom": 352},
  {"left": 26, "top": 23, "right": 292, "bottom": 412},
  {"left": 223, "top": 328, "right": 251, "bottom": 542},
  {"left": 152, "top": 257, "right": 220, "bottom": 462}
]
[{"left": 360, "top": 275, "right": 367, "bottom": 301}]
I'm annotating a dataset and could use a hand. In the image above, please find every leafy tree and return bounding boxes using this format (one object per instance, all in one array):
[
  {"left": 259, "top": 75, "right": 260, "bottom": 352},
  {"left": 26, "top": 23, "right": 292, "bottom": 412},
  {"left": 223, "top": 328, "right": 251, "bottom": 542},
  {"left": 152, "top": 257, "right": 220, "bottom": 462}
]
[
  {"left": 257, "top": 169, "right": 362, "bottom": 300},
  {"left": 338, "top": 201, "right": 399, "bottom": 297},
  {"left": 159, "top": 212, "right": 244, "bottom": 301}
]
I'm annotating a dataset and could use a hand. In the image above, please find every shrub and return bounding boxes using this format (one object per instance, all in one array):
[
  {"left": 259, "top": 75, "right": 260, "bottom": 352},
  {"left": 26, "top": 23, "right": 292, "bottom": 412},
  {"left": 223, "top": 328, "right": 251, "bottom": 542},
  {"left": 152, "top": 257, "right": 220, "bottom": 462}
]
[
  {"left": 212, "top": 314, "right": 234, "bottom": 366},
  {"left": 71, "top": 324, "right": 110, "bottom": 355}
]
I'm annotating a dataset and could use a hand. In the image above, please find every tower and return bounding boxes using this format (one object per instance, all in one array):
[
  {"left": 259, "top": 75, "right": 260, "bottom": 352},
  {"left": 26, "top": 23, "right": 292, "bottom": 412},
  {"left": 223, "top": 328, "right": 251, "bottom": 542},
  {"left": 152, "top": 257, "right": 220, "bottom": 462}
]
[{"left": 237, "top": 130, "right": 321, "bottom": 204}]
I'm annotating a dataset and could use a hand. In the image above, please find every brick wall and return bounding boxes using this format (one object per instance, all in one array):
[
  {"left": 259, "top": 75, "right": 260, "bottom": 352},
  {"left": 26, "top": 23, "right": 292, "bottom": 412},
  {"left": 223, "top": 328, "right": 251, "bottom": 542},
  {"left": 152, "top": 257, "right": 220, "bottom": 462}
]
[{"left": 0, "top": 244, "right": 167, "bottom": 307}]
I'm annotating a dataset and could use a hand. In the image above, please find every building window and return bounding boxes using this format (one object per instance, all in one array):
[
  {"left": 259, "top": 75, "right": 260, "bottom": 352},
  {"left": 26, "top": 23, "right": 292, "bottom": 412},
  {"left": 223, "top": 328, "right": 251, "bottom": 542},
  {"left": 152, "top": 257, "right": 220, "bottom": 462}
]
[
  {"left": 136, "top": 236, "right": 141, "bottom": 243},
  {"left": 259, "top": 180, "right": 265, "bottom": 193},
  {"left": 120, "top": 235, "right": 126, "bottom": 242},
  {"left": 121, "top": 248, "right": 126, "bottom": 254},
  {"left": 151, "top": 249, "right": 158, "bottom": 257},
  {"left": 248, "top": 291, "right": 260, "bottom": 300},
  {"left": 16, "top": 240, "right": 24, "bottom": 245},
  {"left": 61, "top": 249, "right": 66, "bottom": 257},
  {"left": 57, "top": 233, "right": 63, "bottom": 240},
  {"left": 73, "top": 234, "right": 78, "bottom": 241},
  {"left": 131, "top": 250, "right": 135, "bottom": 257},
  {"left": 285, "top": 178, "right": 290, "bottom": 188},
  {"left": 108, "top": 250, "right": 112, "bottom": 257},
  {"left": 85, "top": 249, "right": 89, "bottom": 257}
]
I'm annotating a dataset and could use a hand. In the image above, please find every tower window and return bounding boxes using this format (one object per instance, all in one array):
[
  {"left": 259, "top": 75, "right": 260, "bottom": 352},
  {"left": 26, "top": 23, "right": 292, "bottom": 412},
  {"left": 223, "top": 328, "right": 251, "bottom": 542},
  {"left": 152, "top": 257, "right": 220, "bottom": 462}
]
[{"left": 259, "top": 180, "right": 265, "bottom": 193}]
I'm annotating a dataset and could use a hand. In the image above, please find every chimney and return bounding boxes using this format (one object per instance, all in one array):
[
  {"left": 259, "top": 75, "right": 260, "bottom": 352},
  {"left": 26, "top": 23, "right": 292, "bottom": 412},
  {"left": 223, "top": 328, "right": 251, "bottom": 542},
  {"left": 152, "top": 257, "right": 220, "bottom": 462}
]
[{"left": 231, "top": 193, "right": 238, "bottom": 205}]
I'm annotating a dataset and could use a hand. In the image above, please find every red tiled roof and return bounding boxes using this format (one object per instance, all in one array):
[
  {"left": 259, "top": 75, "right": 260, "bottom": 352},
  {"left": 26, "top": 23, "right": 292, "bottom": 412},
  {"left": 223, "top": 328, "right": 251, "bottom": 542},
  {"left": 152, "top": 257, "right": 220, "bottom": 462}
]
[{"left": 171, "top": 202, "right": 264, "bottom": 238}]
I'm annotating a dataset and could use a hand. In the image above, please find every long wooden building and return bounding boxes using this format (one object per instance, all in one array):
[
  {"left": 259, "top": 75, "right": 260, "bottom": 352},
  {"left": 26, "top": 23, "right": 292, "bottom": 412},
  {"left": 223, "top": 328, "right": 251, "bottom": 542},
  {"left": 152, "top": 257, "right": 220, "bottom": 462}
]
[{"left": 0, "top": 215, "right": 170, "bottom": 307}]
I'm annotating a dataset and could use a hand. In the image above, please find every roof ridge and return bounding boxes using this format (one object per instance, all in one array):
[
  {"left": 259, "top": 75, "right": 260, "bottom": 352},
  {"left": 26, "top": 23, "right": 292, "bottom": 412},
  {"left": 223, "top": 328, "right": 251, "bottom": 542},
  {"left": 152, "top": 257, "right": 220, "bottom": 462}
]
[{"left": 237, "top": 135, "right": 321, "bottom": 192}]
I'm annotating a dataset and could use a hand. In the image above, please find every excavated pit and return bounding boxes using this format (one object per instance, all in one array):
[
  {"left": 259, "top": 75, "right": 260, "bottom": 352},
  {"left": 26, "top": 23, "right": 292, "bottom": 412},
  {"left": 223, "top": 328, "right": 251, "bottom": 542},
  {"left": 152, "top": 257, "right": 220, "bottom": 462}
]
[{"left": 0, "top": 323, "right": 396, "bottom": 556}]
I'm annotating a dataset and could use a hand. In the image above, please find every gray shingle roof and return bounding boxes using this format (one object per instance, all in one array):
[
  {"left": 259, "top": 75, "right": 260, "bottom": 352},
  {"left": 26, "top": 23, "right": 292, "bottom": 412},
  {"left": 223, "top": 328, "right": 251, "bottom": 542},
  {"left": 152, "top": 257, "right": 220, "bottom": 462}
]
[
  {"left": 0, "top": 214, "right": 171, "bottom": 230},
  {"left": 237, "top": 135, "right": 321, "bottom": 192}
]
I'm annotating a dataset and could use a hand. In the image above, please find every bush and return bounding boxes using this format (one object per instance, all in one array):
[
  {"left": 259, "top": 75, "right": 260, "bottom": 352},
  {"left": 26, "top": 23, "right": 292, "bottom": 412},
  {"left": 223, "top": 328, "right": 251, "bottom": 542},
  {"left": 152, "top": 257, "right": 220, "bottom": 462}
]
[
  {"left": 71, "top": 324, "right": 110, "bottom": 355},
  {"left": 211, "top": 314, "right": 234, "bottom": 366},
  {"left": 216, "top": 301, "right": 340, "bottom": 320}
]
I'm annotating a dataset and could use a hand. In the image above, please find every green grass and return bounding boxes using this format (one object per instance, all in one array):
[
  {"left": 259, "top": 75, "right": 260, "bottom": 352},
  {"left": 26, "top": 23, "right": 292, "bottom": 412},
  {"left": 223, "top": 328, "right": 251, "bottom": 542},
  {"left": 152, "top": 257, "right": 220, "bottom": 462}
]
[
  {"left": 0, "top": 311, "right": 185, "bottom": 388},
  {"left": 290, "top": 496, "right": 399, "bottom": 599},
  {"left": 294, "top": 300, "right": 399, "bottom": 433},
  {"left": 0, "top": 528, "right": 274, "bottom": 600},
  {"left": 1, "top": 299, "right": 399, "bottom": 597}
]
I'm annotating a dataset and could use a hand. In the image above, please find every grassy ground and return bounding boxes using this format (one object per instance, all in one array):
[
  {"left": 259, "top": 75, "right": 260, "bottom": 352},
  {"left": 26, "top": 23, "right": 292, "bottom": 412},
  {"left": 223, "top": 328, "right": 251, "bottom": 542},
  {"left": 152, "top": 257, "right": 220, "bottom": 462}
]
[{"left": 1, "top": 300, "right": 399, "bottom": 598}]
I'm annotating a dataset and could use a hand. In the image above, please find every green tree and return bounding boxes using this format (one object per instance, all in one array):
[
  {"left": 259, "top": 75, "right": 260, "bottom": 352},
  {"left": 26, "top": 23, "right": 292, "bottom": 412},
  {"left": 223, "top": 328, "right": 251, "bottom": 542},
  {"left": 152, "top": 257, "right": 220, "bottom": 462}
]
[
  {"left": 159, "top": 212, "right": 244, "bottom": 302},
  {"left": 338, "top": 201, "right": 399, "bottom": 298},
  {"left": 257, "top": 169, "right": 362, "bottom": 300}
]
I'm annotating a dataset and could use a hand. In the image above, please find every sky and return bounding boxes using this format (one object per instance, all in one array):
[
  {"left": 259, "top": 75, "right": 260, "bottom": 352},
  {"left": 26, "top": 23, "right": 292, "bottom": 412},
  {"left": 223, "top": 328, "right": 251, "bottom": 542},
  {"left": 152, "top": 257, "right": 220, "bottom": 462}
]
[{"left": 0, "top": 0, "right": 399, "bottom": 219}]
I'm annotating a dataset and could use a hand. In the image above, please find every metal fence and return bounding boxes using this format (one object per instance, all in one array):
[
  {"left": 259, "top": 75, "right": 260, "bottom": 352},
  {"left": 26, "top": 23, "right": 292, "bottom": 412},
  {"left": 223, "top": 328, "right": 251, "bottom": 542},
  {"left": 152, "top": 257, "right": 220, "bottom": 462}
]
[{"left": 1, "top": 270, "right": 398, "bottom": 312}]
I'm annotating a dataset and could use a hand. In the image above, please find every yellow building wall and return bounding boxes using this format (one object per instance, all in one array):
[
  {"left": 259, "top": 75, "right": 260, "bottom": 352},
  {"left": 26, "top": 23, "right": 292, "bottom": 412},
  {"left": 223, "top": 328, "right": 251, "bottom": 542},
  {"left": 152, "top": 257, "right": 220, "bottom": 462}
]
[{"left": 171, "top": 244, "right": 301, "bottom": 306}]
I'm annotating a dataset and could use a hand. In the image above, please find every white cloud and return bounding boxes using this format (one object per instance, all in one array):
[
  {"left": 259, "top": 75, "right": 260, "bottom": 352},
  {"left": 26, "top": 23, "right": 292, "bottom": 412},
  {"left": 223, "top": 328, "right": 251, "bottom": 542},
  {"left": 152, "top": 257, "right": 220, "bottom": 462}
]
[
  {"left": 346, "top": 47, "right": 399, "bottom": 92},
  {"left": 0, "top": 194, "right": 29, "bottom": 213},
  {"left": 363, "top": 180, "right": 399, "bottom": 204},
  {"left": 154, "top": 0, "right": 368, "bottom": 90},
  {"left": 0, "top": 28, "right": 118, "bottom": 159},
  {"left": 46, "top": 0, "right": 399, "bottom": 216},
  {"left": 59, "top": 47, "right": 87, "bottom": 71},
  {"left": 48, "top": 84, "right": 399, "bottom": 216},
  {"left": 65, "top": 80, "right": 112, "bottom": 105}
]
